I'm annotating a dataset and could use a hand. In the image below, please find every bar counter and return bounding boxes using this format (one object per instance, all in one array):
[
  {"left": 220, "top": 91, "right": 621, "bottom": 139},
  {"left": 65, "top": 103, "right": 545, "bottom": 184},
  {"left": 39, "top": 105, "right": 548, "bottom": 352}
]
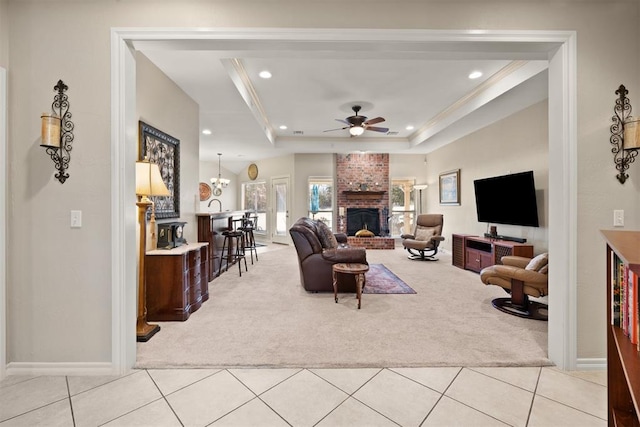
[{"left": 196, "top": 211, "right": 251, "bottom": 280}]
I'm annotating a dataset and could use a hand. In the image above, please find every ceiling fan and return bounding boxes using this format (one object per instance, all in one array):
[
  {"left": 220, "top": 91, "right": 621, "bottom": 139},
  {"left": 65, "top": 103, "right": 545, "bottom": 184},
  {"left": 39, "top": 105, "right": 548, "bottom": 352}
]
[{"left": 324, "top": 105, "right": 389, "bottom": 136}]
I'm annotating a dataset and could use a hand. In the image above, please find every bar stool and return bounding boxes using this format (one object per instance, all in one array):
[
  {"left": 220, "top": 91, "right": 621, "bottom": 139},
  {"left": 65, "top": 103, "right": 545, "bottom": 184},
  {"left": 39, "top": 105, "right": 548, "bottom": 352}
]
[
  {"left": 238, "top": 215, "right": 258, "bottom": 264},
  {"left": 218, "top": 228, "right": 247, "bottom": 277}
]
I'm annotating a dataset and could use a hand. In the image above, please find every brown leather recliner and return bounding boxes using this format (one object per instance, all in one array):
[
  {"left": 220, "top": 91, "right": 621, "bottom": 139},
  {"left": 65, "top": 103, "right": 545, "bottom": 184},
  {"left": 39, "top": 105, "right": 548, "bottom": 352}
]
[
  {"left": 480, "top": 253, "right": 549, "bottom": 321},
  {"left": 289, "top": 217, "right": 367, "bottom": 292},
  {"left": 400, "top": 214, "right": 445, "bottom": 260}
]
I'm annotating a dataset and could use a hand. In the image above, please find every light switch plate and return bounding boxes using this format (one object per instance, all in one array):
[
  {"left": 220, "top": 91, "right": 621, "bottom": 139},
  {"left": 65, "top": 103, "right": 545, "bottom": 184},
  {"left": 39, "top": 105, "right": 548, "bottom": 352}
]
[
  {"left": 71, "top": 210, "right": 82, "bottom": 228},
  {"left": 613, "top": 210, "right": 624, "bottom": 227}
]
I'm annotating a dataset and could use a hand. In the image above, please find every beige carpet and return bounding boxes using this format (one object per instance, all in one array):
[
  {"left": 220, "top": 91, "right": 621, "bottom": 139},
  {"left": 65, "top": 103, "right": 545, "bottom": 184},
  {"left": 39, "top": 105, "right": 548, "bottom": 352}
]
[{"left": 136, "top": 244, "right": 551, "bottom": 369}]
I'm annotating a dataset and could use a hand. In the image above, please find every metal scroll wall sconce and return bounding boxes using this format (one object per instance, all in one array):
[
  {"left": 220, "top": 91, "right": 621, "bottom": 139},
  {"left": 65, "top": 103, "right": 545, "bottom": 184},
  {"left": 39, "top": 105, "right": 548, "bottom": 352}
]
[
  {"left": 40, "top": 80, "right": 74, "bottom": 184},
  {"left": 611, "top": 84, "right": 640, "bottom": 184}
]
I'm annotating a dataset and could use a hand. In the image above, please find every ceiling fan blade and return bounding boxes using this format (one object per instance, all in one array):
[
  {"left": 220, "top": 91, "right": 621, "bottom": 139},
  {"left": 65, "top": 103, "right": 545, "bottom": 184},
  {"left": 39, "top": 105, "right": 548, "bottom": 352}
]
[
  {"left": 366, "top": 126, "right": 389, "bottom": 133},
  {"left": 323, "top": 126, "right": 350, "bottom": 132},
  {"left": 364, "top": 117, "right": 385, "bottom": 126}
]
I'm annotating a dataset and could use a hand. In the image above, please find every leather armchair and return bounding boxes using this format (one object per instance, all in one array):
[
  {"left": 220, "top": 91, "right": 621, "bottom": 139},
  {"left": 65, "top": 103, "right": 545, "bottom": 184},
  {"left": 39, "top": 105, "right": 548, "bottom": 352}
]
[
  {"left": 289, "top": 217, "right": 367, "bottom": 292},
  {"left": 480, "top": 253, "right": 548, "bottom": 320},
  {"left": 400, "top": 214, "right": 445, "bottom": 260}
]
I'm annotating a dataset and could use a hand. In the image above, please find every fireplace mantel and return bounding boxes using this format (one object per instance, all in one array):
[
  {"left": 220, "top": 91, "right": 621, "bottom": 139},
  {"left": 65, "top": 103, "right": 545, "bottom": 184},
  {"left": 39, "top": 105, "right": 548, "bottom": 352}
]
[{"left": 342, "top": 190, "right": 386, "bottom": 200}]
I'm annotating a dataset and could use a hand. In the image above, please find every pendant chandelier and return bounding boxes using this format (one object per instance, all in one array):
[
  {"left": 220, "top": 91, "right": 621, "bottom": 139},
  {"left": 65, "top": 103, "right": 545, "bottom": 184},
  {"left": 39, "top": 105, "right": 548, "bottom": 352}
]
[{"left": 211, "top": 153, "right": 230, "bottom": 196}]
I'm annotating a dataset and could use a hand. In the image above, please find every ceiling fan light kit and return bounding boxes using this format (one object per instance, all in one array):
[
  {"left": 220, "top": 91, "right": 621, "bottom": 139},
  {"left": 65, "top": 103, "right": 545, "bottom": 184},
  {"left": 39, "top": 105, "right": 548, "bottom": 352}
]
[
  {"left": 349, "top": 126, "right": 365, "bottom": 136},
  {"left": 324, "top": 104, "right": 389, "bottom": 137}
]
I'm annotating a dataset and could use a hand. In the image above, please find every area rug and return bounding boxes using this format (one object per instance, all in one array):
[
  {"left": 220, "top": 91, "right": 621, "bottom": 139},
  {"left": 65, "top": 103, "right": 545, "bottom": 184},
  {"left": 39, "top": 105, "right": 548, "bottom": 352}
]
[{"left": 364, "top": 264, "right": 416, "bottom": 294}]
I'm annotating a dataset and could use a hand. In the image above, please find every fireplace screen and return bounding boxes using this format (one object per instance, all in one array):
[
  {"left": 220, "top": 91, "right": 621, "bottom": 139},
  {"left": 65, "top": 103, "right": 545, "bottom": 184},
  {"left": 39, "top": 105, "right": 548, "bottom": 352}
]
[{"left": 346, "top": 208, "right": 380, "bottom": 236}]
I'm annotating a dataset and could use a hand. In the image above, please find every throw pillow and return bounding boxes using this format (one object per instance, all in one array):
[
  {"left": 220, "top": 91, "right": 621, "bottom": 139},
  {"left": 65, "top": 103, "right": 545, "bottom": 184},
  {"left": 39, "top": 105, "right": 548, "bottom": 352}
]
[
  {"left": 316, "top": 220, "right": 338, "bottom": 249},
  {"left": 414, "top": 226, "right": 436, "bottom": 241},
  {"left": 525, "top": 253, "right": 548, "bottom": 271}
]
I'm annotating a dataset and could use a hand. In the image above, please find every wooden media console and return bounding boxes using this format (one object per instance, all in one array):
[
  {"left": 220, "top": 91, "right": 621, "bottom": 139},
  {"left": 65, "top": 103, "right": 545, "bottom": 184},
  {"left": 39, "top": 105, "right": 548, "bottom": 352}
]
[{"left": 452, "top": 233, "right": 534, "bottom": 273}]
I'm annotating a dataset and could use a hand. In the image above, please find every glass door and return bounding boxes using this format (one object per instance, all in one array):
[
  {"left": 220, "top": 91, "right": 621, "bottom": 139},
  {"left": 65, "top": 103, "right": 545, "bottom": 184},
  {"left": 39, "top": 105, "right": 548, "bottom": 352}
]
[{"left": 271, "top": 176, "right": 290, "bottom": 244}]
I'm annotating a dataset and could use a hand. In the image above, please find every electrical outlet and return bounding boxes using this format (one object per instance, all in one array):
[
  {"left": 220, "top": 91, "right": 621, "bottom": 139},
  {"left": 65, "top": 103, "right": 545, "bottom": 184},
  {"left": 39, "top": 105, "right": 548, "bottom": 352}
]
[
  {"left": 613, "top": 210, "right": 624, "bottom": 227},
  {"left": 71, "top": 210, "right": 82, "bottom": 228}
]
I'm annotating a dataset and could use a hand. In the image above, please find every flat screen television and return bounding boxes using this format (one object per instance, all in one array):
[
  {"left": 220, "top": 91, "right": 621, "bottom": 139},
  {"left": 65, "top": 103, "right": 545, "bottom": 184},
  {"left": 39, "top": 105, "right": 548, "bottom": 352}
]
[{"left": 473, "top": 171, "right": 540, "bottom": 227}]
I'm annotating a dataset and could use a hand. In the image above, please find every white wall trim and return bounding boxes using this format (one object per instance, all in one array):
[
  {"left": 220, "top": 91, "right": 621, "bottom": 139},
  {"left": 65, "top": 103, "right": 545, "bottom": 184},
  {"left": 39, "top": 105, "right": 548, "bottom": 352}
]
[
  {"left": 111, "top": 28, "right": 578, "bottom": 372},
  {"left": 6, "top": 362, "right": 114, "bottom": 377},
  {"left": 110, "top": 30, "right": 138, "bottom": 375},
  {"left": 575, "top": 358, "right": 607, "bottom": 371},
  {"left": 0, "top": 67, "right": 7, "bottom": 381},
  {"left": 547, "top": 34, "right": 578, "bottom": 370}
]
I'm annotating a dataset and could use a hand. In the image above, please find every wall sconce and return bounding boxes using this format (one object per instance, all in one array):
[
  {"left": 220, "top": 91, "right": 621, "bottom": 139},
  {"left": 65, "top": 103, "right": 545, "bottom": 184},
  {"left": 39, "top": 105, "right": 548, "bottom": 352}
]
[
  {"left": 40, "top": 80, "right": 74, "bottom": 184},
  {"left": 611, "top": 84, "right": 640, "bottom": 184},
  {"left": 210, "top": 152, "right": 230, "bottom": 196},
  {"left": 134, "top": 157, "right": 170, "bottom": 342}
]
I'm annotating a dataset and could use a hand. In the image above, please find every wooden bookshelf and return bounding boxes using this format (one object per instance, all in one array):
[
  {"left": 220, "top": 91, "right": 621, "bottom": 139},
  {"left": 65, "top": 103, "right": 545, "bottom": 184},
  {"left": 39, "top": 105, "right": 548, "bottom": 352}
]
[{"left": 601, "top": 230, "right": 640, "bottom": 427}]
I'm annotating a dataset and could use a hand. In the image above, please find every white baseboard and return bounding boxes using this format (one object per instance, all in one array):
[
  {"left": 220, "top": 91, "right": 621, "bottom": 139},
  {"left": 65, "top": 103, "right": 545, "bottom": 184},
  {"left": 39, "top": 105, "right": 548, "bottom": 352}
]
[
  {"left": 575, "top": 358, "right": 606, "bottom": 370},
  {"left": 6, "top": 362, "right": 116, "bottom": 376}
]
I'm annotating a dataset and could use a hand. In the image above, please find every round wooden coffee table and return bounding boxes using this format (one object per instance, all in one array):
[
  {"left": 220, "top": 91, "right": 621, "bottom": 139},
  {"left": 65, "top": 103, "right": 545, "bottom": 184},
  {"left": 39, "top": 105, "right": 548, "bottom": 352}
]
[{"left": 332, "top": 263, "right": 369, "bottom": 309}]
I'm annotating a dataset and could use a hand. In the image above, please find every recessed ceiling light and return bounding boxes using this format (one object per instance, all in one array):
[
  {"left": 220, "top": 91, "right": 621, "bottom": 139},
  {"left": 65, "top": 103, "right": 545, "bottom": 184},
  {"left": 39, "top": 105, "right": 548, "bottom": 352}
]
[
  {"left": 468, "top": 70, "right": 483, "bottom": 79},
  {"left": 406, "top": 125, "right": 414, "bottom": 131},
  {"left": 259, "top": 70, "right": 272, "bottom": 79},
  {"left": 202, "top": 129, "right": 212, "bottom": 135},
  {"left": 279, "top": 125, "right": 287, "bottom": 130}
]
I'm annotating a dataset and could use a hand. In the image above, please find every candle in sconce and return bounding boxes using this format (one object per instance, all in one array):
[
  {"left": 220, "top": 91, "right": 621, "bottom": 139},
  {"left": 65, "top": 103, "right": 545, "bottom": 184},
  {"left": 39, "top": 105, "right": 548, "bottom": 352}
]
[
  {"left": 339, "top": 207, "right": 345, "bottom": 216},
  {"left": 40, "top": 113, "right": 61, "bottom": 148}
]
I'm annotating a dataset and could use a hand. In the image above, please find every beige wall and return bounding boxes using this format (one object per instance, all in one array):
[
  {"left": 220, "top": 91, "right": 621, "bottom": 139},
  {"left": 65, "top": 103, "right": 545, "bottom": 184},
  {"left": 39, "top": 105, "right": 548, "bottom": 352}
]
[
  {"left": 136, "top": 53, "right": 200, "bottom": 245},
  {"left": 427, "top": 101, "right": 549, "bottom": 254},
  {"left": 0, "top": 0, "right": 7, "bottom": 68},
  {"left": 3, "top": 0, "right": 640, "bottom": 366}
]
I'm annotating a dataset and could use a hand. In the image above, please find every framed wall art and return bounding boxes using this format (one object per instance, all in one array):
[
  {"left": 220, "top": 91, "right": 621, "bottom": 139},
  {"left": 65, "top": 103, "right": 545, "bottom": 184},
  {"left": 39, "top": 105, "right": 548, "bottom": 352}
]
[
  {"left": 439, "top": 169, "right": 460, "bottom": 205},
  {"left": 139, "top": 121, "right": 180, "bottom": 219}
]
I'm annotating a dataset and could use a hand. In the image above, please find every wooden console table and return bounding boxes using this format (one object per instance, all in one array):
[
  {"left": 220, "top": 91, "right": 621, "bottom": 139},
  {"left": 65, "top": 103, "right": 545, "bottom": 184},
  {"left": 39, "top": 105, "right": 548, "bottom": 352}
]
[
  {"left": 452, "top": 234, "right": 533, "bottom": 273},
  {"left": 145, "top": 242, "right": 209, "bottom": 321}
]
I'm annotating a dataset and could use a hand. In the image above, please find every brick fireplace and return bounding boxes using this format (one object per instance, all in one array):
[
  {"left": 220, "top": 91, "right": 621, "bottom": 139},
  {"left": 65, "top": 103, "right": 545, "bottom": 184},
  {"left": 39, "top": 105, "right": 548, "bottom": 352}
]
[{"left": 336, "top": 153, "right": 394, "bottom": 249}]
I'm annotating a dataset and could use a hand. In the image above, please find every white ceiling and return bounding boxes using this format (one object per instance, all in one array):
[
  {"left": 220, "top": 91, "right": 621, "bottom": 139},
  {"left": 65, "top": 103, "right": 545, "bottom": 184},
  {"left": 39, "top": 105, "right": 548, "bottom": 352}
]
[{"left": 136, "top": 36, "right": 549, "bottom": 174}]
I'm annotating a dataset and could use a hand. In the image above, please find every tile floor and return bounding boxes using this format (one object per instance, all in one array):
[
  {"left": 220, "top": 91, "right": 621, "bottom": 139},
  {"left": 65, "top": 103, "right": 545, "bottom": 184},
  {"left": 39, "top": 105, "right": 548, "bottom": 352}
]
[{"left": 0, "top": 366, "right": 606, "bottom": 426}]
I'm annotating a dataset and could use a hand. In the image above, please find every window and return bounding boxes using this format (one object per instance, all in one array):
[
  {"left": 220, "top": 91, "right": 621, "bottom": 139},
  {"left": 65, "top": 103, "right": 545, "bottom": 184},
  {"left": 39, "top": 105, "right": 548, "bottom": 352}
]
[
  {"left": 242, "top": 181, "right": 267, "bottom": 234},
  {"left": 308, "top": 177, "right": 334, "bottom": 229},
  {"left": 389, "top": 178, "right": 415, "bottom": 237}
]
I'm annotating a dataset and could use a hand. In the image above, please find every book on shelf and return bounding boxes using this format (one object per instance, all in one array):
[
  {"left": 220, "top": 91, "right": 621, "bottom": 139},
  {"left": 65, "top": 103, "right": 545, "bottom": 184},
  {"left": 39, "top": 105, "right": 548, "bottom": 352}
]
[
  {"left": 612, "top": 251, "right": 621, "bottom": 327},
  {"left": 611, "top": 251, "right": 640, "bottom": 350}
]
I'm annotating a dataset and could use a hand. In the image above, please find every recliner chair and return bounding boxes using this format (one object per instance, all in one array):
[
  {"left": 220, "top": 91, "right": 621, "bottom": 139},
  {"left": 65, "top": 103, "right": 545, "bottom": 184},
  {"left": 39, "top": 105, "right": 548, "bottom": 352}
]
[
  {"left": 289, "top": 217, "right": 367, "bottom": 292},
  {"left": 400, "top": 214, "right": 445, "bottom": 260},
  {"left": 480, "top": 253, "right": 549, "bottom": 321}
]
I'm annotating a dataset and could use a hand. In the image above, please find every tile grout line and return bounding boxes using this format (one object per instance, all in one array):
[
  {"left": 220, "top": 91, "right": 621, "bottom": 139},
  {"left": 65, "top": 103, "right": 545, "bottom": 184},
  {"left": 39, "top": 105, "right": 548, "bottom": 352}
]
[
  {"left": 525, "top": 366, "right": 542, "bottom": 426},
  {"left": 535, "top": 368, "right": 609, "bottom": 422},
  {"left": 225, "top": 368, "right": 294, "bottom": 427},
  {"left": 144, "top": 369, "right": 185, "bottom": 427},
  {"left": 418, "top": 366, "right": 463, "bottom": 426},
  {"left": 311, "top": 368, "right": 401, "bottom": 427},
  {"left": 432, "top": 368, "right": 516, "bottom": 427},
  {"left": 65, "top": 376, "right": 77, "bottom": 427}
]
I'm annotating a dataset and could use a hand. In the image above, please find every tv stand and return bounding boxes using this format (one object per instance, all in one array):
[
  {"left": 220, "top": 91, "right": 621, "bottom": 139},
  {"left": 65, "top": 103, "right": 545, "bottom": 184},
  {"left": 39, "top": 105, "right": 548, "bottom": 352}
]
[
  {"left": 483, "top": 233, "right": 527, "bottom": 243},
  {"left": 452, "top": 234, "right": 534, "bottom": 273}
]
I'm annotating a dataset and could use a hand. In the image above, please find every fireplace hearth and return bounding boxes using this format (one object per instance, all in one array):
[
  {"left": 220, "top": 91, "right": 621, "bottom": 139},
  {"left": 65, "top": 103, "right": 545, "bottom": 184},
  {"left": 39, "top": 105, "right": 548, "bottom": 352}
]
[{"left": 347, "top": 208, "right": 380, "bottom": 236}]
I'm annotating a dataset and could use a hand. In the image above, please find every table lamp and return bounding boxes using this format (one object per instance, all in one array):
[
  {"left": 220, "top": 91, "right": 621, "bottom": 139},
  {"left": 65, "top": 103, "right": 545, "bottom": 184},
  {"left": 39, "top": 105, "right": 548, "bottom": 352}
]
[{"left": 135, "top": 157, "right": 170, "bottom": 342}]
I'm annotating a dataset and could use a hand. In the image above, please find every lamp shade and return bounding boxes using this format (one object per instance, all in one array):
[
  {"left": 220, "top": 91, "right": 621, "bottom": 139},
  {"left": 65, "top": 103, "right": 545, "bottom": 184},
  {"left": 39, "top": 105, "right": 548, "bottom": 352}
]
[
  {"left": 624, "top": 117, "right": 640, "bottom": 150},
  {"left": 136, "top": 160, "right": 170, "bottom": 197},
  {"left": 349, "top": 126, "right": 365, "bottom": 136}
]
